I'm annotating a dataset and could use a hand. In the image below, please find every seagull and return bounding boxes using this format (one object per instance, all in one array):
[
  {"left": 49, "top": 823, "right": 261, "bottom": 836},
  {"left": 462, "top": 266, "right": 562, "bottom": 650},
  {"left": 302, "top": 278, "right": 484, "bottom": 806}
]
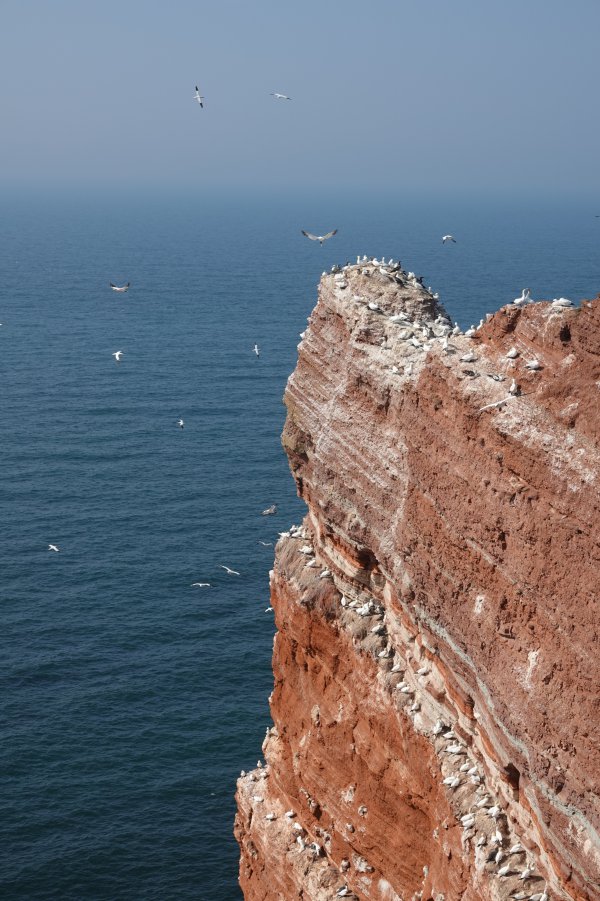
[
  {"left": 258, "top": 540, "right": 273, "bottom": 546},
  {"left": 48, "top": 544, "right": 60, "bottom": 552},
  {"left": 194, "top": 86, "right": 204, "bottom": 107},
  {"left": 301, "top": 229, "right": 337, "bottom": 246},
  {"left": 191, "top": 582, "right": 211, "bottom": 588},
  {"left": 253, "top": 344, "right": 260, "bottom": 357},
  {"left": 112, "top": 351, "right": 124, "bottom": 363},
  {"left": 177, "top": 418, "right": 184, "bottom": 429},
  {"left": 261, "top": 504, "right": 277, "bottom": 516},
  {"left": 110, "top": 282, "right": 130, "bottom": 292},
  {"left": 442, "top": 235, "right": 456, "bottom": 243},
  {"left": 219, "top": 565, "right": 240, "bottom": 575},
  {"left": 270, "top": 92, "right": 291, "bottom": 100}
]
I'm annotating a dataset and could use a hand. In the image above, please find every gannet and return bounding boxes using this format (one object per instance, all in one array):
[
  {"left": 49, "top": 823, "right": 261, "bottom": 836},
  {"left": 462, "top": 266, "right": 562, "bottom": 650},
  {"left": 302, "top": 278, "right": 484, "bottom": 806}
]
[
  {"left": 460, "top": 351, "right": 477, "bottom": 363},
  {"left": 258, "top": 540, "right": 273, "bottom": 546},
  {"left": 48, "top": 544, "right": 60, "bottom": 552},
  {"left": 509, "top": 843, "right": 524, "bottom": 855},
  {"left": 112, "top": 351, "right": 124, "bottom": 363},
  {"left": 513, "top": 288, "right": 531, "bottom": 306},
  {"left": 526, "top": 359, "right": 542, "bottom": 370},
  {"left": 509, "top": 379, "right": 520, "bottom": 396},
  {"left": 301, "top": 229, "right": 338, "bottom": 246},
  {"left": 498, "top": 865, "right": 512, "bottom": 877},
  {"left": 253, "top": 344, "right": 260, "bottom": 356},
  {"left": 194, "top": 86, "right": 204, "bottom": 107},
  {"left": 506, "top": 347, "right": 519, "bottom": 359},
  {"left": 270, "top": 92, "right": 291, "bottom": 100},
  {"left": 219, "top": 565, "right": 240, "bottom": 575},
  {"left": 519, "top": 868, "right": 533, "bottom": 881},
  {"left": 191, "top": 582, "right": 211, "bottom": 588},
  {"left": 552, "top": 297, "right": 573, "bottom": 307},
  {"left": 110, "top": 282, "right": 130, "bottom": 292},
  {"left": 177, "top": 418, "right": 184, "bottom": 429},
  {"left": 261, "top": 504, "right": 277, "bottom": 515},
  {"left": 487, "top": 805, "right": 502, "bottom": 818},
  {"left": 433, "top": 719, "right": 445, "bottom": 735},
  {"left": 442, "top": 235, "right": 456, "bottom": 243}
]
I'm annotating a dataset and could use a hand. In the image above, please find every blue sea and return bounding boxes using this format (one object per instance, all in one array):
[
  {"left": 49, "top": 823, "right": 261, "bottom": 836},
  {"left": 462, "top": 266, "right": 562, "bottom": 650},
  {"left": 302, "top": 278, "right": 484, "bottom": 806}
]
[{"left": 1, "top": 188, "right": 598, "bottom": 900}]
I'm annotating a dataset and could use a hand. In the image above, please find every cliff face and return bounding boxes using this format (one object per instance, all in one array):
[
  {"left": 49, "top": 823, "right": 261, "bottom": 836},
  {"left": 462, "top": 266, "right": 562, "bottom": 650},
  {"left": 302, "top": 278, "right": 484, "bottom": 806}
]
[{"left": 235, "top": 260, "right": 600, "bottom": 901}]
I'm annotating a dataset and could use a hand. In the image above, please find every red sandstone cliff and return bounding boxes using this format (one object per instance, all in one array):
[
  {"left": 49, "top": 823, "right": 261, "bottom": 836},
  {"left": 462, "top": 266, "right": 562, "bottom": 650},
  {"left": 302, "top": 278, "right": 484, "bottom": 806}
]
[{"left": 235, "top": 260, "right": 600, "bottom": 901}]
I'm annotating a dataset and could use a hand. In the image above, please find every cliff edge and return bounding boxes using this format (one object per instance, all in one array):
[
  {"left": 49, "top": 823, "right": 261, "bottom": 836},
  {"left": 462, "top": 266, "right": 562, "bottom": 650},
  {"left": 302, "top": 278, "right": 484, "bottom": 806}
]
[{"left": 235, "top": 258, "right": 600, "bottom": 901}]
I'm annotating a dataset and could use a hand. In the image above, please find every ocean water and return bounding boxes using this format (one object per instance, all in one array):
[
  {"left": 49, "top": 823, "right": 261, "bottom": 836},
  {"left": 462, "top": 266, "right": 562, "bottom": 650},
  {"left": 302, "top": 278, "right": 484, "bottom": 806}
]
[{"left": 1, "top": 189, "right": 599, "bottom": 901}]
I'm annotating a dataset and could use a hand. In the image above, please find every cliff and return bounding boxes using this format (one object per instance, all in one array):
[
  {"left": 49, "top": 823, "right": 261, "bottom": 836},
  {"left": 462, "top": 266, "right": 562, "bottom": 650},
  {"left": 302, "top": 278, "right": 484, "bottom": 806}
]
[{"left": 234, "top": 258, "right": 600, "bottom": 901}]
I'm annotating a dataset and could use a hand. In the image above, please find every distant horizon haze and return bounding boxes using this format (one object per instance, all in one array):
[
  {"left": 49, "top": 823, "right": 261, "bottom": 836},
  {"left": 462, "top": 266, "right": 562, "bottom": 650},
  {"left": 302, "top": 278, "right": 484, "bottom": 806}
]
[{"left": 1, "top": 0, "right": 599, "bottom": 197}]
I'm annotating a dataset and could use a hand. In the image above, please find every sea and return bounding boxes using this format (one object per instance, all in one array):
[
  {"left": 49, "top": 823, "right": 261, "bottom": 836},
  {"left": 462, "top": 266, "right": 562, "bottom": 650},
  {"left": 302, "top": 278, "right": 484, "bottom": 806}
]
[{"left": 1, "top": 187, "right": 598, "bottom": 900}]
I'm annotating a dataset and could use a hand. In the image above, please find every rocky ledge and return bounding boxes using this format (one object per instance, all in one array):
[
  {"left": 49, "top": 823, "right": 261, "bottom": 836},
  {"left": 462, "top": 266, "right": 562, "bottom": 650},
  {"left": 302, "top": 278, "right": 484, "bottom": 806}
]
[{"left": 234, "top": 258, "right": 600, "bottom": 901}]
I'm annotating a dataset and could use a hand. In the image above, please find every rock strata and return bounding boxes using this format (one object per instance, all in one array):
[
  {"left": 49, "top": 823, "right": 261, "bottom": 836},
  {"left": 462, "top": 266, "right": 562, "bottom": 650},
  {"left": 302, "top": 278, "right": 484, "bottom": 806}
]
[{"left": 235, "top": 259, "right": 600, "bottom": 901}]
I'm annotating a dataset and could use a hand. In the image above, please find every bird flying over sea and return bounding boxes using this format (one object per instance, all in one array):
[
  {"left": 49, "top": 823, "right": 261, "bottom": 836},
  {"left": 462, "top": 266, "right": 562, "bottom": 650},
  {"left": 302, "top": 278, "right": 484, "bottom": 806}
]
[
  {"left": 442, "top": 235, "right": 456, "bottom": 243},
  {"left": 258, "top": 540, "right": 273, "bottom": 546},
  {"left": 270, "top": 92, "right": 291, "bottom": 100},
  {"left": 253, "top": 344, "right": 260, "bottom": 357},
  {"left": 110, "top": 282, "right": 130, "bottom": 292},
  {"left": 48, "top": 544, "right": 60, "bottom": 552},
  {"left": 261, "top": 504, "right": 277, "bottom": 516},
  {"left": 177, "top": 418, "right": 184, "bottom": 429},
  {"left": 301, "top": 229, "right": 337, "bottom": 246},
  {"left": 113, "top": 350, "right": 124, "bottom": 363},
  {"left": 191, "top": 582, "right": 211, "bottom": 588},
  {"left": 219, "top": 565, "right": 240, "bottom": 575},
  {"left": 194, "top": 86, "right": 204, "bottom": 107}
]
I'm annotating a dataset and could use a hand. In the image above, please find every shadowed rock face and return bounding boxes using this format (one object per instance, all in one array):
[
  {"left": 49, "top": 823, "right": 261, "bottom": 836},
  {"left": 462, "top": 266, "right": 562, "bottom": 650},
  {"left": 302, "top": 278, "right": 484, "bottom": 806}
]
[{"left": 235, "top": 260, "right": 600, "bottom": 901}]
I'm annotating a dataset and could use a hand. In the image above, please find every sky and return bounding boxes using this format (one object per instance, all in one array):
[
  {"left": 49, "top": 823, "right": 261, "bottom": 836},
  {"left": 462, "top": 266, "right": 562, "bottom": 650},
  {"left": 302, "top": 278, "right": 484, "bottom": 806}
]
[{"left": 1, "top": 0, "right": 600, "bottom": 197}]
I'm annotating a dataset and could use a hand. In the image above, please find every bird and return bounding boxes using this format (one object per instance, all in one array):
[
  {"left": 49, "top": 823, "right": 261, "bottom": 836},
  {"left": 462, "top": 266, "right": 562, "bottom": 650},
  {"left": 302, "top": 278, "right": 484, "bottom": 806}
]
[
  {"left": 442, "top": 235, "right": 456, "bottom": 243},
  {"left": 513, "top": 288, "right": 531, "bottom": 306},
  {"left": 194, "top": 86, "right": 204, "bottom": 107},
  {"left": 253, "top": 344, "right": 260, "bottom": 357},
  {"left": 258, "top": 540, "right": 273, "bottom": 547},
  {"left": 525, "top": 359, "right": 542, "bottom": 370},
  {"left": 219, "top": 565, "right": 240, "bottom": 575},
  {"left": 509, "top": 378, "right": 520, "bottom": 396},
  {"left": 498, "top": 865, "right": 512, "bottom": 877},
  {"left": 48, "top": 544, "right": 60, "bottom": 552},
  {"left": 301, "top": 229, "right": 337, "bottom": 246},
  {"left": 270, "top": 92, "right": 291, "bottom": 100},
  {"left": 177, "top": 418, "right": 184, "bottom": 429},
  {"left": 261, "top": 504, "right": 277, "bottom": 516},
  {"left": 112, "top": 351, "right": 124, "bottom": 363},
  {"left": 110, "top": 282, "right": 130, "bottom": 292},
  {"left": 191, "top": 582, "right": 211, "bottom": 588},
  {"left": 506, "top": 347, "right": 519, "bottom": 359}
]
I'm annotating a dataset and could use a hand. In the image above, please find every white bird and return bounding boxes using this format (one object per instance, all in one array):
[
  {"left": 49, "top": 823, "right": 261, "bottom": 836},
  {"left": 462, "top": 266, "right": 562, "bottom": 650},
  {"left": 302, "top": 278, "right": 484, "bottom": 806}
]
[
  {"left": 110, "top": 282, "right": 130, "bottom": 292},
  {"left": 498, "top": 865, "right": 512, "bottom": 877},
  {"left": 48, "top": 544, "right": 60, "bottom": 552},
  {"left": 194, "top": 86, "right": 204, "bottom": 107},
  {"left": 270, "top": 92, "right": 291, "bottom": 101},
  {"left": 301, "top": 229, "right": 337, "bottom": 246},
  {"left": 253, "top": 344, "right": 260, "bottom": 357},
  {"left": 519, "top": 868, "right": 534, "bottom": 881},
  {"left": 191, "top": 582, "right": 211, "bottom": 588},
  {"left": 368, "top": 302, "right": 380, "bottom": 311},
  {"left": 513, "top": 288, "right": 531, "bottom": 306},
  {"left": 525, "top": 359, "right": 542, "bottom": 370},
  {"left": 460, "top": 352, "right": 477, "bottom": 363},
  {"left": 433, "top": 719, "right": 445, "bottom": 735},
  {"left": 258, "top": 540, "right": 273, "bottom": 546},
  {"left": 506, "top": 347, "right": 519, "bottom": 359},
  {"left": 509, "top": 843, "right": 524, "bottom": 855},
  {"left": 264, "top": 607, "right": 273, "bottom": 613},
  {"left": 219, "top": 565, "right": 240, "bottom": 575},
  {"left": 509, "top": 378, "right": 520, "bottom": 396},
  {"left": 112, "top": 350, "right": 124, "bottom": 363},
  {"left": 261, "top": 504, "right": 277, "bottom": 516},
  {"left": 442, "top": 235, "right": 456, "bottom": 243},
  {"left": 177, "top": 418, "right": 184, "bottom": 429},
  {"left": 552, "top": 297, "right": 573, "bottom": 308},
  {"left": 446, "top": 744, "right": 464, "bottom": 754},
  {"left": 487, "top": 805, "right": 502, "bottom": 819}
]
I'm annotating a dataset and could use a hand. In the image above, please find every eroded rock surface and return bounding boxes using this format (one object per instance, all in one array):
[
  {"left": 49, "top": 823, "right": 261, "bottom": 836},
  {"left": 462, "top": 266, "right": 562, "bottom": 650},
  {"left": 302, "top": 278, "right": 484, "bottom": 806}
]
[{"left": 235, "top": 259, "right": 600, "bottom": 901}]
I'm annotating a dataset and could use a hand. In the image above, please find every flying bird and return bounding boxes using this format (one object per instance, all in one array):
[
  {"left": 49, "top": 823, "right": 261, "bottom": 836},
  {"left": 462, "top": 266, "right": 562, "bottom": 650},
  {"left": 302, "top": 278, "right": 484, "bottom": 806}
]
[
  {"left": 194, "top": 86, "right": 204, "bottom": 107},
  {"left": 48, "top": 544, "right": 60, "bottom": 552},
  {"left": 442, "top": 235, "right": 456, "bottom": 243},
  {"left": 177, "top": 418, "right": 184, "bottom": 429},
  {"left": 258, "top": 540, "right": 273, "bottom": 546},
  {"left": 270, "top": 92, "right": 291, "bottom": 100},
  {"left": 219, "top": 565, "right": 240, "bottom": 575},
  {"left": 253, "top": 344, "right": 260, "bottom": 357},
  {"left": 261, "top": 504, "right": 277, "bottom": 516},
  {"left": 191, "top": 582, "right": 211, "bottom": 588},
  {"left": 110, "top": 282, "right": 130, "bottom": 292},
  {"left": 112, "top": 351, "right": 124, "bottom": 363},
  {"left": 301, "top": 229, "right": 338, "bottom": 246}
]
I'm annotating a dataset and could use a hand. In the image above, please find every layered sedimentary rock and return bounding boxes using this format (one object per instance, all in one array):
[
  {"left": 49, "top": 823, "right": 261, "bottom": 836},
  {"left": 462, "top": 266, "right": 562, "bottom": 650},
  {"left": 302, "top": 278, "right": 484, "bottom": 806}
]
[{"left": 235, "top": 259, "right": 600, "bottom": 901}]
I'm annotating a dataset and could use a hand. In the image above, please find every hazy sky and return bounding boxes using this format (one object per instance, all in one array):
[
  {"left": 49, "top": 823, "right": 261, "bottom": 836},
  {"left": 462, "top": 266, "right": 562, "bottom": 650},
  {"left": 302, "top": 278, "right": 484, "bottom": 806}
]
[{"left": 2, "top": 0, "right": 599, "bottom": 196}]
